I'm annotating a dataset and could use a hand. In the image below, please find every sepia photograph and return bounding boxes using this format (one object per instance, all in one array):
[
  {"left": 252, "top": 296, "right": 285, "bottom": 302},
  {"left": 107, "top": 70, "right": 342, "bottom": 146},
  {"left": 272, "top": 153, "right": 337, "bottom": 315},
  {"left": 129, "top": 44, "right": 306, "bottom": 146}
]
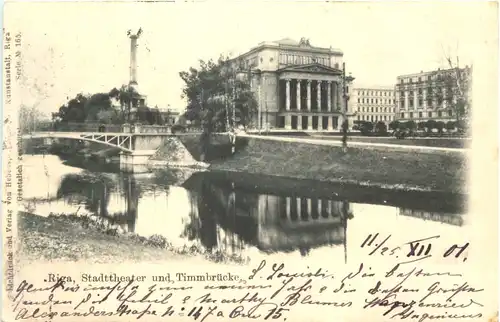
[{"left": 2, "top": 1, "right": 498, "bottom": 321}]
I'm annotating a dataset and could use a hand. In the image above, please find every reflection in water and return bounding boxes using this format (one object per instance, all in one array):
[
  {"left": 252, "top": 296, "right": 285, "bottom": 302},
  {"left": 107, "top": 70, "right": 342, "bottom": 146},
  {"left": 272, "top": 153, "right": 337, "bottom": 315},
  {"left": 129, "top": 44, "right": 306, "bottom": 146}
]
[{"left": 22, "top": 155, "right": 465, "bottom": 263}]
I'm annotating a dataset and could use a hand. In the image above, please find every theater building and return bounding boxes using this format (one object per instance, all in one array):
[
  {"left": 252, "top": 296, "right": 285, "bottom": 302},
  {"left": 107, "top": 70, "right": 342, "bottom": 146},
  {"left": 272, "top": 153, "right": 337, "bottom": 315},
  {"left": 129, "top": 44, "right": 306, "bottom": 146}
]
[{"left": 229, "top": 38, "right": 355, "bottom": 131}]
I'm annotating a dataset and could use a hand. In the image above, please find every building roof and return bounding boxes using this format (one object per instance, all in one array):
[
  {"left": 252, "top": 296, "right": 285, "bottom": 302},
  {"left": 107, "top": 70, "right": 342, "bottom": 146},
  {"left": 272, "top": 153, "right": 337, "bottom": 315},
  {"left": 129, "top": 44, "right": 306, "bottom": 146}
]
[
  {"left": 234, "top": 38, "right": 343, "bottom": 60},
  {"left": 396, "top": 65, "right": 471, "bottom": 78}
]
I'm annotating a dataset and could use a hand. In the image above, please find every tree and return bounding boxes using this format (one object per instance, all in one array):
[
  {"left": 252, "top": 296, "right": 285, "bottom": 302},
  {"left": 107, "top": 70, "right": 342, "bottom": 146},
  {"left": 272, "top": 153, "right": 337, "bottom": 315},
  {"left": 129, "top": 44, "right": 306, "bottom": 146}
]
[
  {"left": 109, "top": 85, "right": 139, "bottom": 123},
  {"left": 179, "top": 55, "right": 258, "bottom": 132},
  {"left": 417, "top": 121, "right": 426, "bottom": 131},
  {"left": 52, "top": 93, "right": 89, "bottom": 123},
  {"left": 18, "top": 105, "right": 48, "bottom": 133},
  {"left": 53, "top": 91, "right": 119, "bottom": 123}
]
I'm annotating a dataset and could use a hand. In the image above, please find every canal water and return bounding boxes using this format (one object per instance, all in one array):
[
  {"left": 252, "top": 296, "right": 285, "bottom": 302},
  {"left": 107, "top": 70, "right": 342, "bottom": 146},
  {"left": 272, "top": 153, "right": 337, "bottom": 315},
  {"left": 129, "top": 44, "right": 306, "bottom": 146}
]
[{"left": 22, "top": 154, "right": 467, "bottom": 265}]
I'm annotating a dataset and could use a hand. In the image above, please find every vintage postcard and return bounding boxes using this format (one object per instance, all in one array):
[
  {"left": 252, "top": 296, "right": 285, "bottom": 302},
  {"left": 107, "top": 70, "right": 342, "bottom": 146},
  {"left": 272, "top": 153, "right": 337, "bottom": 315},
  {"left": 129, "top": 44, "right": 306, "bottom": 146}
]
[{"left": 1, "top": 1, "right": 498, "bottom": 321}]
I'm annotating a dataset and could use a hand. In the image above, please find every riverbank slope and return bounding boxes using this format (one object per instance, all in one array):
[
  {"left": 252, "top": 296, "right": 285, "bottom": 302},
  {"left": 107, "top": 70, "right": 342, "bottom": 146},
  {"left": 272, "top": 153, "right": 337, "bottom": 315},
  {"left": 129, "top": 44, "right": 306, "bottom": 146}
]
[{"left": 209, "top": 136, "right": 467, "bottom": 194}]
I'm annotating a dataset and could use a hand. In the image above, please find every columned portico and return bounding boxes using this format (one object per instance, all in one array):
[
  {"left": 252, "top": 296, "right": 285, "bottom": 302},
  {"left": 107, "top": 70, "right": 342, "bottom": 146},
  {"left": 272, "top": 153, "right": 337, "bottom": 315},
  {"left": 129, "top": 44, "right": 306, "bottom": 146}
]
[{"left": 276, "top": 63, "right": 354, "bottom": 131}]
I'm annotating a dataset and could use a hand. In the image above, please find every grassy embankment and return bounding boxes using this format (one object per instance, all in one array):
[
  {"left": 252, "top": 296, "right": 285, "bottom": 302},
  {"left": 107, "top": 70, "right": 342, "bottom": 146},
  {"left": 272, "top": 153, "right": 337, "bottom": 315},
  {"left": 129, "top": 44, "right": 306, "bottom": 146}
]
[
  {"left": 303, "top": 135, "right": 469, "bottom": 149},
  {"left": 19, "top": 212, "right": 248, "bottom": 264},
  {"left": 209, "top": 137, "right": 467, "bottom": 194}
]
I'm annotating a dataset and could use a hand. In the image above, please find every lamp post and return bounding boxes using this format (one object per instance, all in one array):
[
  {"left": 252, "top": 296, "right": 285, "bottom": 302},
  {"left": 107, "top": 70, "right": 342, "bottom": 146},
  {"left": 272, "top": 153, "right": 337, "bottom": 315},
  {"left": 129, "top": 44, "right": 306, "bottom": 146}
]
[{"left": 341, "top": 62, "right": 355, "bottom": 153}]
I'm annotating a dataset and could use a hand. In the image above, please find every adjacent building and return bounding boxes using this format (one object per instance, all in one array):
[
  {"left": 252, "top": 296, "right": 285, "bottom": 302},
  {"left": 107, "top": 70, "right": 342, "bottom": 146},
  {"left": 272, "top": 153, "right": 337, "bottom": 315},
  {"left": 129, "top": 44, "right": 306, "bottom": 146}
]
[
  {"left": 351, "top": 87, "right": 396, "bottom": 124},
  {"left": 395, "top": 66, "right": 472, "bottom": 123},
  {"left": 228, "top": 38, "right": 355, "bottom": 131}
]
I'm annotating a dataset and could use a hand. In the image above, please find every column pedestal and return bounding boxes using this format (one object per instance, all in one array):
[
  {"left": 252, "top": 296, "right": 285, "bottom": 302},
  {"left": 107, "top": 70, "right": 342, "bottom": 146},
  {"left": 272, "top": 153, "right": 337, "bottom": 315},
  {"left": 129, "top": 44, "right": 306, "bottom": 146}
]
[
  {"left": 285, "top": 115, "right": 292, "bottom": 130},
  {"left": 327, "top": 116, "right": 333, "bottom": 131}
]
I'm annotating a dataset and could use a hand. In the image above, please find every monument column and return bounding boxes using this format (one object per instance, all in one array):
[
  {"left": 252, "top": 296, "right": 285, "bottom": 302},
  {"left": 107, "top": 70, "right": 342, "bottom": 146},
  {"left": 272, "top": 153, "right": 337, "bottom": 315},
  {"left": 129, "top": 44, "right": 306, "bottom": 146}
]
[
  {"left": 285, "top": 79, "right": 291, "bottom": 111},
  {"left": 307, "top": 80, "right": 312, "bottom": 111}
]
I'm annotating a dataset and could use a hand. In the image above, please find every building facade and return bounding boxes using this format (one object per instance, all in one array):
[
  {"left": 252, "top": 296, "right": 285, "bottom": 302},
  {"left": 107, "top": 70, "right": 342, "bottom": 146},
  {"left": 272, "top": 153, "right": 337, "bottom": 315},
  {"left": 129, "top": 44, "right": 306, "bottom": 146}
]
[
  {"left": 229, "top": 38, "right": 355, "bottom": 131},
  {"left": 395, "top": 66, "right": 472, "bottom": 123},
  {"left": 351, "top": 87, "right": 396, "bottom": 124}
]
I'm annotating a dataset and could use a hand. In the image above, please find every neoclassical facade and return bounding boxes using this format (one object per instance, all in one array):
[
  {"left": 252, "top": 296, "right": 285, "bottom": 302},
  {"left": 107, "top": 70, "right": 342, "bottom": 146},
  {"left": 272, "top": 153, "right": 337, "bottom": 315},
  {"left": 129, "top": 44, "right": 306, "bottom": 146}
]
[{"left": 230, "top": 38, "right": 355, "bottom": 131}]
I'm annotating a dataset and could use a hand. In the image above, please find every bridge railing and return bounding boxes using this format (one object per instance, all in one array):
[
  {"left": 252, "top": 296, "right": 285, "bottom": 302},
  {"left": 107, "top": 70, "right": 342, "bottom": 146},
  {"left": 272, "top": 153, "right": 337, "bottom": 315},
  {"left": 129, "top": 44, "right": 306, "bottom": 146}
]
[{"left": 31, "top": 122, "right": 204, "bottom": 134}]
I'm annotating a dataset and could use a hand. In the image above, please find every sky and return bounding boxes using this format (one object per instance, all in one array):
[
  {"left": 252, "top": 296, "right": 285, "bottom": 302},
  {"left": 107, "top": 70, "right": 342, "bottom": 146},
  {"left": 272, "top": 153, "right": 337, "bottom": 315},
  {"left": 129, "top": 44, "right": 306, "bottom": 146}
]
[{"left": 4, "top": 1, "right": 496, "bottom": 116}]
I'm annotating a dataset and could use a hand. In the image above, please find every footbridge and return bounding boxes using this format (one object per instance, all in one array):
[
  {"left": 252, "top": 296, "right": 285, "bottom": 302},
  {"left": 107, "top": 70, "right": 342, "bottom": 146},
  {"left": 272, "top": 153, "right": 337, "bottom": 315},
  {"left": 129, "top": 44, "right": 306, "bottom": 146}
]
[
  {"left": 24, "top": 132, "right": 137, "bottom": 153},
  {"left": 22, "top": 124, "right": 235, "bottom": 172}
]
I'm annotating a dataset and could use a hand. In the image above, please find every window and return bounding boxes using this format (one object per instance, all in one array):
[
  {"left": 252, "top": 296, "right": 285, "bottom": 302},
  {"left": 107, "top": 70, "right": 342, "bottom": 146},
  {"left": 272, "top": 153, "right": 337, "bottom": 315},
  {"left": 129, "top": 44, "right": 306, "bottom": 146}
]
[
  {"left": 428, "top": 112, "right": 432, "bottom": 117},
  {"left": 428, "top": 75, "right": 431, "bottom": 81},
  {"left": 448, "top": 110, "right": 453, "bottom": 116},
  {"left": 376, "top": 99, "right": 378, "bottom": 104},
  {"left": 400, "top": 79, "right": 404, "bottom": 84},
  {"left": 409, "top": 100, "right": 414, "bottom": 108},
  {"left": 418, "top": 77, "right": 422, "bottom": 82},
  {"left": 409, "top": 78, "right": 413, "bottom": 83},
  {"left": 409, "top": 112, "right": 413, "bottom": 118},
  {"left": 401, "top": 112, "right": 405, "bottom": 118},
  {"left": 419, "top": 99, "right": 423, "bottom": 107},
  {"left": 358, "top": 98, "right": 360, "bottom": 103},
  {"left": 418, "top": 88, "right": 422, "bottom": 95},
  {"left": 419, "top": 112, "right": 423, "bottom": 118}
]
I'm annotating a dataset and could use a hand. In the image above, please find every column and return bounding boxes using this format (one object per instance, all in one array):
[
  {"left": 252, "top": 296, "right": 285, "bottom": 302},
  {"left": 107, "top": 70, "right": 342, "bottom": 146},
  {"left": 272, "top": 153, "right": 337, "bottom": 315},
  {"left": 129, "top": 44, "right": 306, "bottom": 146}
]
[
  {"left": 297, "top": 114, "right": 302, "bottom": 130},
  {"left": 307, "top": 116, "right": 312, "bottom": 130},
  {"left": 307, "top": 198, "right": 312, "bottom": 217},
  {"left": 285, "top": 79, "right": 291, "bottom": 111},
  {"left": 336, "top": 81, "right": 341, "bottom": 110},
  {"left": 296, "top": 80, "right": 301, "bottom": 110},
  {"left": 327, "top": 81, "right": 332, "bottom": 112},
  {"left": 317, "top": 81, "right": 322, "bottom": 110},
  {"left": 296, "top": 198, "right": 301, "bottom": 218},
  {"left": 286, "top": 197, "right": 291, "bottom": 219},
  {"left": 327, "top": 200, "right": 332, "bottom": 217},
  {"left": 307, "top": 80, "right": 312, "bottom": 111},
  {"left": 317, "top": 199, "right": 322, "bottom": 217}
]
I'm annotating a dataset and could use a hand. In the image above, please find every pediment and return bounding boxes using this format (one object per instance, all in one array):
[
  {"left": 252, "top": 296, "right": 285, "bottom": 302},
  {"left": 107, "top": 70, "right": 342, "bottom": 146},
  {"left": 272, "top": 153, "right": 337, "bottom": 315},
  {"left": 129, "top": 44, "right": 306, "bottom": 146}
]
[{"left": 278, "top": 63, "right": 342, "bottom": 75}]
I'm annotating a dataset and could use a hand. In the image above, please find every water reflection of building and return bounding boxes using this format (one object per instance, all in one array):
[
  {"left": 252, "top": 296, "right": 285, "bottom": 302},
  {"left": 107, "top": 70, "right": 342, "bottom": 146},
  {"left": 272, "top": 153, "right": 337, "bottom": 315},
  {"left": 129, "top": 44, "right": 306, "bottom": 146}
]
[
  {"left": 191, "top": 178, "right": 352, "bottom": 257},
  {"left": 56, "top": 173, "right": 140, "bottom": 233},
  {"left": 399, "top": 208, "right": 463, "bottom": 226}
]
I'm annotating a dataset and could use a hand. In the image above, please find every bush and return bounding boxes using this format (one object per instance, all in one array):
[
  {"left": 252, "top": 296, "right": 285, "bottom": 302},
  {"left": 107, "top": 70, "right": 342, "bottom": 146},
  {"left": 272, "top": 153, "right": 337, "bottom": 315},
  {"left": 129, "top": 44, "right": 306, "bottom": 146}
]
[
  {"left": 359, "top": 121, "right": 374, "bottom": 136},
  {"left": 171, "top": 124, "right": 187, "bottom": 134},
  {"left": 446, "top": 121, "right": 456, "bottom": 131},
  {"left": 436, "top": 121, "right": 445, "bottom": 134},
  {"left": 374, "top": 121, "right": 387, "bottom": 135},
  {"left": 389, "top": 121, "right": 400, "bottom": 132}
]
